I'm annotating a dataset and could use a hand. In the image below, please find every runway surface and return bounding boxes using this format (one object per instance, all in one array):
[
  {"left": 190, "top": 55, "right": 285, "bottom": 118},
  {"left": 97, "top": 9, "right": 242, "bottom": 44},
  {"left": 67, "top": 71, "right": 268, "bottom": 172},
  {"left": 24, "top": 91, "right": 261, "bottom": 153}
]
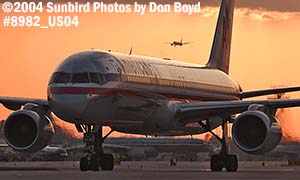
[{"left": 0, "top": 161, "right": 300, "bottom": 180}]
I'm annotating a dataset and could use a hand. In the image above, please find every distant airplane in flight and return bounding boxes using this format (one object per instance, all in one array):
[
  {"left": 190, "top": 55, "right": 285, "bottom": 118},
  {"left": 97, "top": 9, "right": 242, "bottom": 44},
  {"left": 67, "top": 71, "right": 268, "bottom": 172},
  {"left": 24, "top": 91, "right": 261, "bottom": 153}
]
[
  {"left": 1, "top": 0, "right": 300, "bottom": 173},
  {"left": 166, "top": 38, "right": 191, "bottom": 47}
]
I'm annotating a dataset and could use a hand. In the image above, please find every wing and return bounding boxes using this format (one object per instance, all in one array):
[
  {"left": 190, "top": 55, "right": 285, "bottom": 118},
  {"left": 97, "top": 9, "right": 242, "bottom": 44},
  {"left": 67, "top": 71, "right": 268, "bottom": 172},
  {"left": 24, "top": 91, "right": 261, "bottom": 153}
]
[
  {"left": 0, "top": 96, "right": 48, "bottom": 110},
  {"left": 182, "top": 42, "right": 191, "bottom": 44},
  {"left": 240, "top": 86, "right": 300, "bottom": 99},
  {"left": 175, "top": 99, "right": 300, "bottom": 124}
]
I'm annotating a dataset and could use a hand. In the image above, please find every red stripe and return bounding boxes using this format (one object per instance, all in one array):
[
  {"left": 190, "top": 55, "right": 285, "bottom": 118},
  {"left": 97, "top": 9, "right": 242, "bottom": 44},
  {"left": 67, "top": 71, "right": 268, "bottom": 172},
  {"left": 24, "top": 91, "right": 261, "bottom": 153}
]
[
  {"left": 49, "top": 87, "right": 167, "bottom": 99},
  {"left": 48, "top": 87, "right": 237, "bottom": 101},
  {"left": 50, "top": 87, "right": 115, "bottom": 95}
]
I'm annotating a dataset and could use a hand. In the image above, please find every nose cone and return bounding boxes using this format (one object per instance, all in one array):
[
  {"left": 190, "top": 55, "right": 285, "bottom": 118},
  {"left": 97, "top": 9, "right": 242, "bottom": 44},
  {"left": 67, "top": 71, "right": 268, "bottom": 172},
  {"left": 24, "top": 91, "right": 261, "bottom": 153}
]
[
  {"left": 54, "top": 51, "right": 113, "bottom": 74},
  {"left": 48, "top": 94, "right": 88, "bottom": 123},
  {"left": 47, "top": 50, "right": 121, "bottom": 123}
]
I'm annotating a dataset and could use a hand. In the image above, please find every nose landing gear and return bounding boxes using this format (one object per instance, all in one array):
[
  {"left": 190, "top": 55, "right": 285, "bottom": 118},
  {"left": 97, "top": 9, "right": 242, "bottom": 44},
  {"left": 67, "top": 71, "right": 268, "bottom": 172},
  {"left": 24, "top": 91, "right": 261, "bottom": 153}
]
[{"left": 77, "top": 124, "right": 114, "bottom": 171}]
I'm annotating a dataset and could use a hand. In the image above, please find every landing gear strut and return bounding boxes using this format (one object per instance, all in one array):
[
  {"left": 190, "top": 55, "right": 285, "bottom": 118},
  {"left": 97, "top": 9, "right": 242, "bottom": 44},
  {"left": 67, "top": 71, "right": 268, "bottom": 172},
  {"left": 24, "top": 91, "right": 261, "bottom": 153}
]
[
  {"left": 77, "top": 125, "right": 114, "bottom": 171},
  {"left": 199, "top": 118, "right": 238, "bottom": 172}
]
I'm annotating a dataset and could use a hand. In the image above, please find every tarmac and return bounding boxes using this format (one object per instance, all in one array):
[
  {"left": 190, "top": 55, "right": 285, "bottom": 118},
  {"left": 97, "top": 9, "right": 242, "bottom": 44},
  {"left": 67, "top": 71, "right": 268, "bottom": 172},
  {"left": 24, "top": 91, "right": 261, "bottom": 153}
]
[{"left": 0, "top": 161, "right": 300, "bottom": 180}]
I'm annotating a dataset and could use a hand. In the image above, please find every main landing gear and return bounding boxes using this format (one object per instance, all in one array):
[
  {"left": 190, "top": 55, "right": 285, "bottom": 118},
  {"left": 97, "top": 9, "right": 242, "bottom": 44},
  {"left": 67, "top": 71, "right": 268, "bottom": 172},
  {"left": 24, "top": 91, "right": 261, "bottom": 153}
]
[
  {"left": 198, "top": 118, "right": 238, "bottom": 172},
  {"left": 76, "top": 124, "right": 114, "bottom": 171}
]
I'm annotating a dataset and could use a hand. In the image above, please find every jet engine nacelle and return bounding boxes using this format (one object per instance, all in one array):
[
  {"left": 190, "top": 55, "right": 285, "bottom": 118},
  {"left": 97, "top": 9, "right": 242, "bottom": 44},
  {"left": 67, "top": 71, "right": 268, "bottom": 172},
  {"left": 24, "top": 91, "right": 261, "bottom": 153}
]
[
  {"left": 4, "top": 104, "right": 54, "bottom": 153},
  {"left": 232, "top": 110, "right": 282, "bottom": 154}
]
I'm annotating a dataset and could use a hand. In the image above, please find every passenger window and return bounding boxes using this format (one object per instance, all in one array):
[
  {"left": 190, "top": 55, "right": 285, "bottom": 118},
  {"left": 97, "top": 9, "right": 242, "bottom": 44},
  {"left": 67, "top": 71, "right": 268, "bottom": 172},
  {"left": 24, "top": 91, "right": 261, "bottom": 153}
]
[
  {"left": 71, "top": 73, "right": 89, "bottom": 83},
  {"left": 90, "top": 73, "right": 100, "bottom": 84}
]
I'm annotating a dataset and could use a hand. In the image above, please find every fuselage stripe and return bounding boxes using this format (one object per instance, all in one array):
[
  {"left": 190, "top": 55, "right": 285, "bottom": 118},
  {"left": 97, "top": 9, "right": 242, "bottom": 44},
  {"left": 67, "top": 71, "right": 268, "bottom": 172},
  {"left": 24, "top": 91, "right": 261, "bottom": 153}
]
[{"left": 49, "top": 87, "right": 239, "bottom": 101}]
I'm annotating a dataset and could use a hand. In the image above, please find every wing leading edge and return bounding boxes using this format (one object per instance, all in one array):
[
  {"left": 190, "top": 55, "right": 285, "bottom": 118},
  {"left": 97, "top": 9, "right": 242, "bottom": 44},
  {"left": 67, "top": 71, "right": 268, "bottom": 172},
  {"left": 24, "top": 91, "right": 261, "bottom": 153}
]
[
  {"left": 176, "top": 99, "right": 300, "bottom": 124},
  {"left": 239, "top": 86, "right": 300, "bottom": 99},
  {"left": 0, "top": 96, "right": 48, "bottom": 110}
]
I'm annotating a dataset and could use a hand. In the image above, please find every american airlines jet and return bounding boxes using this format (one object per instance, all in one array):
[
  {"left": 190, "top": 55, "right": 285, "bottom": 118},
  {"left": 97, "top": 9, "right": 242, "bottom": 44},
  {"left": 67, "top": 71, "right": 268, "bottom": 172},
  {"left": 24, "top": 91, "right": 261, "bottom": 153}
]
[{"left": 1, "top": 0, "right": 300, "bottom": 172}]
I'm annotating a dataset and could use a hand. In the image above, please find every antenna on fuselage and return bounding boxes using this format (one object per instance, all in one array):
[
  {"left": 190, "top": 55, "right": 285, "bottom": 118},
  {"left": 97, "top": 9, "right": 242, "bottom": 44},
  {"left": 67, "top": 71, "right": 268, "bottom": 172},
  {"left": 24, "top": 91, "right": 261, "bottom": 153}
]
[{"left": 129, "top": 47, "right": 133, "bottom": 55}]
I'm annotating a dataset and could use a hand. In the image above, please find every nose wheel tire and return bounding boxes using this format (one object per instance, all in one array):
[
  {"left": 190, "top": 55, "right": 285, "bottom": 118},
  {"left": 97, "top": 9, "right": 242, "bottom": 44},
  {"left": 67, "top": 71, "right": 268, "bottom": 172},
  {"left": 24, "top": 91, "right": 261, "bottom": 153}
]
[
  {"left": 90, "top": 154, "right": 100, "bottom": 171},
  {"left": 210, "top": 155, "right": 223, "bottom": 172},
  {"left": 225, "top": 155, "right": 238, "bottom": 172},
  {"left": 101, "top": 154, "right": 114, "bottom": 171},
  {"left": 210, "top": 154, "right": 238, "bottom": 172},
  {"left": 80, "top": 157, "right": 89, "bottom": 171}
]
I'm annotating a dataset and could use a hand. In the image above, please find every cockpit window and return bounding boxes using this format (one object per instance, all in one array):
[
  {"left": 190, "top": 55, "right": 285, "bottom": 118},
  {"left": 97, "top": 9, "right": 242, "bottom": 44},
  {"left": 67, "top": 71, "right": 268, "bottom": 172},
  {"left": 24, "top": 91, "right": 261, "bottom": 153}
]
[
  {"left": 49, "top": 72, "right": 120, "bottom": 84},
  {"left": 98, "top": 73, "right": 107, "bottom": 84},
  {"left": 49, "top": 73, "right": 57, "bottom": 84},
  {"left": 50, "top": 72, "right": 71, "bottom": 84},
  {"left": 56, "top": 73, "right": 71, "bottom": 83},
  {"left": 71, "top": 73, "right": 89, "bottom": 83},
  {"left": 106, "top": 74, "right": 120, "bottom": 82},
  {"left": 90, "top": 73, "right": 100, "bottom": 84}
]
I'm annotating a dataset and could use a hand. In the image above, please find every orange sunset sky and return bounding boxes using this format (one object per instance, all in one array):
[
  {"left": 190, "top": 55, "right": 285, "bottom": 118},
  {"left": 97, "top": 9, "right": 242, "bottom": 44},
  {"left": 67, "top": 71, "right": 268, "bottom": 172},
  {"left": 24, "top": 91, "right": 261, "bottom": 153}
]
[{"left": 0, "top": 1, "right": 300, "bottom": 139}]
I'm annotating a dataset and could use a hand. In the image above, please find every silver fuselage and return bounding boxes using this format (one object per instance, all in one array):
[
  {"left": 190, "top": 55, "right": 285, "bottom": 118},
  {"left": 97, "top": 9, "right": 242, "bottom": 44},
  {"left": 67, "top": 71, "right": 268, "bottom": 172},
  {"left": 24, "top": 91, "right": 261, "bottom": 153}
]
[{"left": 48, "top": 51, "right": 241, "bottom": 136}]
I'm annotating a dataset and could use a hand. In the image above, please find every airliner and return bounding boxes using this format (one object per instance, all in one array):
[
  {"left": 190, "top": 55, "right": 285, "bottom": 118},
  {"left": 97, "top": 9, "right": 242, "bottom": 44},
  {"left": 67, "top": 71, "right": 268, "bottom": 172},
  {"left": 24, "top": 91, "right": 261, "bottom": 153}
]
[
  {"left": 1, "top": 0, "right": 300, "bottom": 172},
  {"left": 167, "top": 38, "right": 191, "bottom": 47},
  {"left": 68, "top": 137, "right": 212, "bottom": 161},
  {"left": 0, "top": 144, "right": 68, "bottom": 162}
]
